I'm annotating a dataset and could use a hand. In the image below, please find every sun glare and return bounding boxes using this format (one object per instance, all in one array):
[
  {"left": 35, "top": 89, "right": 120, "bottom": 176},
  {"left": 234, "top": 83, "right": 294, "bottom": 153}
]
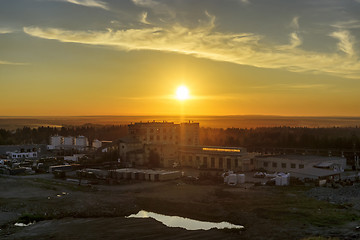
[{"left": 176, "top": 86, "right": 190, "bottom": 100}]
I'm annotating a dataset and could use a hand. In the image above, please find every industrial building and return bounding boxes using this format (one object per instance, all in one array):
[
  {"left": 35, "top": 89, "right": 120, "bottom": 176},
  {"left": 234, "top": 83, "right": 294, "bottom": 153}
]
[
  {"left": 254, "top": 155, "right": 346, "bottom": 180},
  {"left": 119, "top": 121, "right": 255, "bottom": 170},
  {"left": 48, "top": 135, "right": 89, "bottom": 150},
  {"left": 179, "top": 145, "right": 255, "bottom": 171}
]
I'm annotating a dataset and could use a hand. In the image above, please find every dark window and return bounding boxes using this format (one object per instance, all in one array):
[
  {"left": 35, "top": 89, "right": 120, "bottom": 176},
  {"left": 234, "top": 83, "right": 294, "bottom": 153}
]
[
  {"left": 227, "top": 158, "right": 231, "bottom": 169},
  {"left": 281, "top": 163, "right": 286, "bottom": 168},
  {"left": 211, "top": 157, "right": 215, "bottom": 168},
  {"left": 272, "top": 162, "right": 277, "bottom": 168},
  {"left": 235, "top": 159, "right": 238, "bottom": 167},
  {"left": 291, "top": 163, "right": 296, "bottom": 169},
  {"left": 188, "top": 156, "right": 193, "bottom": 162},
  {"left": 219, "top": 158, "right": 223, "bottom": 168},
  {"left": 299, "top": 164, "right": 304, "bottom": 169},
  {"left": 203, "top": 157, "right": 208, "bottom": 167},
  {"left": 263, "top": 162, "right": 268, "bottom": 167}
]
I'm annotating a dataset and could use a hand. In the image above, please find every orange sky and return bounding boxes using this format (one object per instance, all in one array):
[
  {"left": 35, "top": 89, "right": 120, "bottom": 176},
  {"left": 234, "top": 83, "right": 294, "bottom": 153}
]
[{"left": 1, "top": 0, "right": 360, "bottom": 116}]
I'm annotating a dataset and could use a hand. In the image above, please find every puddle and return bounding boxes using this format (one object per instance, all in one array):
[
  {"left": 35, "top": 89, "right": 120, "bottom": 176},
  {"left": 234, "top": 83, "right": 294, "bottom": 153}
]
[
  {"left": 126, "top": 210, "right": 244, "bottom": 230},
  {"left": 14, "top": 222, "right": 35, "bottom": 227}
]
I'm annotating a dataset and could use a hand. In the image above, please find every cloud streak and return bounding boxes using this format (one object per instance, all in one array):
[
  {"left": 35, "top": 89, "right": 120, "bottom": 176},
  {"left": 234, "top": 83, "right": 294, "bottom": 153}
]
[
  {"left": 23, "top": 19, "right": 360, "bottom": 79},
  {"left": 0, "top": 28, "right": 16, "bottom": 34},
  {"left": 330, "top": 30, "right": 355, "bottom": 56},
  {"left": 0, "top": 60, "right": 28, "bottom": 65},
  {"left": 60, "top": 0, "right": 109, "bottom": 10}
]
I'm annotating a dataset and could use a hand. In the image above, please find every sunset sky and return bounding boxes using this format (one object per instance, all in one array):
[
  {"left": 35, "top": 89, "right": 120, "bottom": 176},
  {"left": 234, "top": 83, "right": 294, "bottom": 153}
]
[{"left": 1, "top": 0, "right": 360, "bottom": 116}]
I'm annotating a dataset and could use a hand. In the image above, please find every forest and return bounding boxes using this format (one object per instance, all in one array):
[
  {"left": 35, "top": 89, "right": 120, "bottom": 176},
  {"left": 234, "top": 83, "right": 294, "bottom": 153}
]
[{"left": 0, "top": 125, "right": 360, "bottom": 150}]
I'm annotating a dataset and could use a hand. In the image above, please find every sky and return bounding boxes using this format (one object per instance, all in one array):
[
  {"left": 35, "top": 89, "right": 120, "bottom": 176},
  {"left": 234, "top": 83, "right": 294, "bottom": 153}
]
[{"left": 1, "top": 0, "right": 360, "bottom": 116}]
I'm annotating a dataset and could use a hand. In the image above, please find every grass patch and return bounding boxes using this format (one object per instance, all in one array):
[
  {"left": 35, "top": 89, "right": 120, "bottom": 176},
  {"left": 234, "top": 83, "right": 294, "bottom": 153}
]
[{"left": 17, "top": 213, "right": 46, "bottom": 224}]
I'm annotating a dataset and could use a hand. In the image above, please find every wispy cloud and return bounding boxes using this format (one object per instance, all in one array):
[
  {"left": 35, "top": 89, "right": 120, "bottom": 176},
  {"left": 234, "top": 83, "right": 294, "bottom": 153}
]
[
  {"left": 60, "top": 0, "right": 109, "bottom": 10},
  {"left": 23, "top": 15, "right": 360, "bottom": 79},
  {"left": 132, "top": 0, "right": 174, "bottom": 17},
  {"left": 290, "top": 16, "right": 299, "bottom": 30},
  {"left": 240, "top": 0, "right": 250, "bottom": 4},
  {"left": 329, "top": 30, "right": 355, "bottom": 56},
  {"left": 140, "top": 12, "right": 150, "bottom": 24},
  {"left": 278, "top": 17, "right": 302, "bottom": 50},
  {"left": 331, "top": 19, "right": 360, "bottom": 29},
  {"left": 0, "top": 28, "right": 16, "bottom": 34},
  {"left": 0, "top": 60, "right": 28, "bottom": 65}
]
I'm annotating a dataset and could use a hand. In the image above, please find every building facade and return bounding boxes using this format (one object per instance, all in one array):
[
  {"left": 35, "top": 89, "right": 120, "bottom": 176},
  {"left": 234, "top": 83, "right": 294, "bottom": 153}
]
[{"left": 120, "top": 121, "right": 255, "bottom": 170}]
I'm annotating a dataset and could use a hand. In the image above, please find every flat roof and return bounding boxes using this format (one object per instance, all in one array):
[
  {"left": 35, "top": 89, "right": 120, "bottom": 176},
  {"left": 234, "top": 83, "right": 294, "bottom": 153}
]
[
  {"left": 256, "top": 155, "right": 345, "bottom": 162},
  {"left": 289, "top": 167, "right": 341, "bottom": 178}
]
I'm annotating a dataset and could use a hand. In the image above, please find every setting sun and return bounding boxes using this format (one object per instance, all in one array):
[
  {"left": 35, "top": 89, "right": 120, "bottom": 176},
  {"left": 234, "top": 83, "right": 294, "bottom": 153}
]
[{"left": 176, "top": 86, "right": 190, "bottom": 100}]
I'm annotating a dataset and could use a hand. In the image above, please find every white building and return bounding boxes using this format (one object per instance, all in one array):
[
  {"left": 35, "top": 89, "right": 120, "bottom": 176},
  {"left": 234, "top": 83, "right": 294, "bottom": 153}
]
[
  {"left": 75, "top": 136, "right": 89, "bottom": 147},
  {"left": 8, "top": 151, "right": 37, "bottom": 159},
  {"left": 50, "top": 135, "right": 63, "bottom": 147},
  {"left": 63, "top": 136, "right": 75, "bottom": 146},
  {"left": 254, "top": 155, "right": 346, "bottom": 180}
]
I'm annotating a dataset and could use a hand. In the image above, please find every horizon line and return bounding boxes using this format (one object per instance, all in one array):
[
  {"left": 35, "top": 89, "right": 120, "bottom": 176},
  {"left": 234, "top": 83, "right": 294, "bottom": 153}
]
[{"left": 1, "top": 115, "right": 360, "bottom": 118}]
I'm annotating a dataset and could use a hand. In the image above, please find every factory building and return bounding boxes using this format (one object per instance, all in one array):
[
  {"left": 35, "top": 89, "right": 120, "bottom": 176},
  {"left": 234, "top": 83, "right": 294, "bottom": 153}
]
[
  {"left": 48, "top": 135, "right": 89, "bottom": 150},
  {"left": 179, "top": 146, "right": 255, "bottom": 171},
  {"left": 120, "top": 121, "right": 255, "bottom": 170}
]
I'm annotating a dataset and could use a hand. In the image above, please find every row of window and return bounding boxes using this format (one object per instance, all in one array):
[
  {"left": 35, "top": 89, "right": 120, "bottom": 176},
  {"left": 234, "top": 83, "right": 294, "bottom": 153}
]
[
  {"left": 148, "top": 135, "right": 178, "bottom": 141},
  {"left": 263, "top": 161, "right": 304, "bottom": 169},
  {"left": 181, "top": 155, "right": 241, "bottom": 169},
  {"left": 149, "top": 128, "right": 177, "bottom": 133}
]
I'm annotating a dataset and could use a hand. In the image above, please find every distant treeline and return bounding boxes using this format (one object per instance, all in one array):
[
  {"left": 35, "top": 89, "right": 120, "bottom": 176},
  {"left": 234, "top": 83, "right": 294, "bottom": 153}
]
[
  {"left": 1, "top": 125, "right": 360, "bottom": 150},
  {"left": 0, "top": 125, "right": 128, "bottom": 145},
  {"left": 200, "top": 127, "right": 360, "bottom": 150}
]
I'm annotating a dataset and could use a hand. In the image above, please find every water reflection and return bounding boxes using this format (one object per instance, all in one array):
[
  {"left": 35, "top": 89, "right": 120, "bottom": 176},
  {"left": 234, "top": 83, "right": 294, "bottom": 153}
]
[
  {"left": 14, "top": 222, "right": 34, "bottom": 227},
  {"left": 127, "top": 210, "right": 244, "bottom": 230}
]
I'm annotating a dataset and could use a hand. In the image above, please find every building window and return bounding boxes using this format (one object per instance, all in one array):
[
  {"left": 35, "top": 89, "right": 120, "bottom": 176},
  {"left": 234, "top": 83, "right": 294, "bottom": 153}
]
[
  {"left": 203, "top": 157, "right": 208, "bottom": 167},
  {"left": 211, "top": 157, "right": 215, "bottom": 168},
  {"left": 291, "top": 163, "right": 296, "bottom": 169},
  {"left": 227, "top": 158, "right": 231, "bottom": 169},
  {"left": 188, "top": 156, "right": 193, "bottom": 163},
  {"left": 281, "top": 163, "right": 286, "bottom": 168},
  {"left": 299, "top": 164, "right": 304, "bottom": 169},
  {"left": 219, "top": 158, "right": 223, "bottom": 168},
  {"left": 150, "top": 135, "right": 154, "bottom": 140},
  {"left": 156, "top": 135, "right": 160, "bottom": 141},
  {"left": 263, "top": 162, "right": 268, "bottom": 167},
  {"left": 235, "top": 159, "right": 239, "bottom": 168},
  {"left": 272, "top": 162, "right": 277, "bottom": 168}
]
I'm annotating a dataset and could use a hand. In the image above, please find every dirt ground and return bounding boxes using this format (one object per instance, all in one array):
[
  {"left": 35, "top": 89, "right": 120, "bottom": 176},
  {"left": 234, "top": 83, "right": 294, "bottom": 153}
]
[{"left": 1, "top": 173, "right": 360, "bottom": 240}]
